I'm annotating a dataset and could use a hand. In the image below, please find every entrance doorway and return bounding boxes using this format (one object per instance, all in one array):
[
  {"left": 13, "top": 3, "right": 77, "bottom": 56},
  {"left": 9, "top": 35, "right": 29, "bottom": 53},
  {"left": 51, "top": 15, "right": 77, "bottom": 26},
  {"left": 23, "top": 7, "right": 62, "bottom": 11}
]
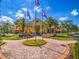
[{"left": 35, "top": 25, "right": 40, "bottom": 35}]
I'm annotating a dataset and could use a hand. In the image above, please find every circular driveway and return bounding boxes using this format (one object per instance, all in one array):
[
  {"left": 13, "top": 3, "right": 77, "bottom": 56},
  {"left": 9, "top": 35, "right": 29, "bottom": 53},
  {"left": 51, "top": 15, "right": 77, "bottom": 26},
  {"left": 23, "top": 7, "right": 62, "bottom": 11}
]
[{"left": 1, "top": 37, "right": 75, "bottom": 59}]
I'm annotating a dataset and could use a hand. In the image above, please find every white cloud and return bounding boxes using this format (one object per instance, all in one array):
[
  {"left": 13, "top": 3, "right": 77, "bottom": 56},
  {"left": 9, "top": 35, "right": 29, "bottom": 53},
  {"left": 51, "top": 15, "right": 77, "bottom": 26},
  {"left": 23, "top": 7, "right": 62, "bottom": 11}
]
[
  {"left": 17, "top": 10, "right": 22, "bottom": 13},
  {"left": 59, "top": 17, "right": 68, "bottom": 21},
  {"left": 46, "top": 6, "right": 50, "bottom": 10},
  {"left": 71, "top": 9, "right": 79, "bottom": 16},
  {"left": 15, "top": 10, "right": 24, "bottom": 18},
  {"left": 15, "top": 13, "right": 24, "bottom": 18},
  {"left": 8, "top": 11, "right": 13, "bottom": 14},
  {"left": 22, "top": 8, "right": 27, "bottom": 11},
  {"left": 0, "top": 16, "right": 13, "bottom": 24}
]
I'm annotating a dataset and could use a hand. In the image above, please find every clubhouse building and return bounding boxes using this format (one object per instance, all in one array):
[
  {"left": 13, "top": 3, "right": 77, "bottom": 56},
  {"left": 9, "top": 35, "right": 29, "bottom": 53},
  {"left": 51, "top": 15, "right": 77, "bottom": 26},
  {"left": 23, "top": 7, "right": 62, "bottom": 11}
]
[{"left": 15, "top": 18, "right": 62, "bottom": 34}]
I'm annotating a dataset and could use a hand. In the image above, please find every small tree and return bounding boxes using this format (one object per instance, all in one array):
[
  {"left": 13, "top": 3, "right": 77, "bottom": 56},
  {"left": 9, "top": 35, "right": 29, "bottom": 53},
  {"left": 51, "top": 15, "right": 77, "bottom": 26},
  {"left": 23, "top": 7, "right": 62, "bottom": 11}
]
[
  {"left": 61, "top": 20, "right": 78, "bottom": 33},
  {"left": 0, "top": 20, "right": 14, "bottom": 36}
]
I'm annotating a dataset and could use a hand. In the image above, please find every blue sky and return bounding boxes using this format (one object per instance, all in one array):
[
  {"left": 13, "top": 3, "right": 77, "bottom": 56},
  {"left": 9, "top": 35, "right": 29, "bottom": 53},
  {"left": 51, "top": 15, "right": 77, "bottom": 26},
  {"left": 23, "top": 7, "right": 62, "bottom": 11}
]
[{"left": 0, "top": 0, "right": 79, "bottom": 26}]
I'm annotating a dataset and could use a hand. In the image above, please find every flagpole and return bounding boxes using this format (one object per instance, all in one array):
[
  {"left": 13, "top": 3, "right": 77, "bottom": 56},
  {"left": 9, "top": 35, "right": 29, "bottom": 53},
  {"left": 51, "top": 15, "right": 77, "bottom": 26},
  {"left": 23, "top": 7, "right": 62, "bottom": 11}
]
[
  {"left": 27, "top": 9, "right": 29, "bottom": 40},
  {"left": 42, "top": 11, "right": 43, "bottom": 40},
  {"left": 50, "top": 22, "right": 51, "bottom": 40},
  {"left": 35, "top": 0, "right": 37, "bottom": 40},
  {"left": 27, "top": 18, "right": 28, "bottom": 40},
  {"left": 27, "top": 8, "right": 31, "bottom": 40},
  {"left": 41, "top": 9, "right": 44, "bottom": 40}
]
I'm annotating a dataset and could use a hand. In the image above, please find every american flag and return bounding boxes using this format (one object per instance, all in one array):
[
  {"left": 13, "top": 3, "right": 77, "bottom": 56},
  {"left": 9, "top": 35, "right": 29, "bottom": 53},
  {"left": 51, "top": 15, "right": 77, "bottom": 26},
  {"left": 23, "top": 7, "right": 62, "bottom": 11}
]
[{"left": 42, "top": 10, "right": 48, "bottom": 19}]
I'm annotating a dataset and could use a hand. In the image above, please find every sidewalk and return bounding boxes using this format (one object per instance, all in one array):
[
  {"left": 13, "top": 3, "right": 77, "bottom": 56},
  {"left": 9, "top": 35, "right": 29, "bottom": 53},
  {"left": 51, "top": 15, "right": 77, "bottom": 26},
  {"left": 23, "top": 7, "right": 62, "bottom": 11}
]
[{"left": 0, "top": 50, "right": 7, "bottom": 59}]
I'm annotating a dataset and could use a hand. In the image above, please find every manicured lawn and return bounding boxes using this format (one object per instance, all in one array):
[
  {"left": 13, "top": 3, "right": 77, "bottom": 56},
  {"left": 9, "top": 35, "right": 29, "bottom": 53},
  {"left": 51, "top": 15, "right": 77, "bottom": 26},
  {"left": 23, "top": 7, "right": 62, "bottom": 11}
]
[
  {"left": 52, "top": 34, "right": 71, "bottom": 40},
  {"left": 23, "top": 39, "right": 46, "bottom": 46},
  {"left": 72, "top": 38, "right": 79, "bottom": 59},
  {"left": 0, "top": 36, "right": 21, "bottom": 40}
]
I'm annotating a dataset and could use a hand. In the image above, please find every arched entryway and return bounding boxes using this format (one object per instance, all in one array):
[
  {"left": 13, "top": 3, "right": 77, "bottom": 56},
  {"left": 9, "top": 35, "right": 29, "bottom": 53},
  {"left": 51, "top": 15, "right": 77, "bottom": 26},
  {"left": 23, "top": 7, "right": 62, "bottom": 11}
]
[{"left": 35, "top": 24, "right": 40, "bottom": 35}]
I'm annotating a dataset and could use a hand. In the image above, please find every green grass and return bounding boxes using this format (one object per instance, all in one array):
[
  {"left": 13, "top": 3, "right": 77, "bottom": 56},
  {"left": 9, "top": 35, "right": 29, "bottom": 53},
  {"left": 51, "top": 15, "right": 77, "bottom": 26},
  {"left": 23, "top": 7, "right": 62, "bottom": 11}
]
[
  {"left": 52, "top": 33, "right": 79, "bottom": 59},
  {"left": 0, "top": 36, "right": 21, "bottom": 40},
  {"left": 0, "top": 42, "right": 5, "bottom": 46},
  {"left": 0, "top": 40, "right": 5, "bottom": 46},
  {"left": 23, "top": 39, "right": 46, "bottom": 46},
  {"left": 72, "top": 38, "right": 79, "bottom": 59},
  {"left": 73, "top": 42, "right": 79, "bottom": 59},
  {"left": 52, "top": 34, "right": 71, "bottom": 40}
]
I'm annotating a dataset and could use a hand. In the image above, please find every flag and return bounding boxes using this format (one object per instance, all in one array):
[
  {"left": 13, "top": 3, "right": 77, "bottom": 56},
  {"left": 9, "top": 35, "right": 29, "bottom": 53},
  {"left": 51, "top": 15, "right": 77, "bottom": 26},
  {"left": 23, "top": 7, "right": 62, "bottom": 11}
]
[
  {"left": 34, "top": 0, "right": 40, "bottom": 11},
  {"left": 27, "top": 9, "right": 31, "bottom": 19},
  {"left": 35, "top": 0, "right": 40, "bottom": 7},
  {"left": 42, "top": 10, "right": 48, "bottom": 19}
]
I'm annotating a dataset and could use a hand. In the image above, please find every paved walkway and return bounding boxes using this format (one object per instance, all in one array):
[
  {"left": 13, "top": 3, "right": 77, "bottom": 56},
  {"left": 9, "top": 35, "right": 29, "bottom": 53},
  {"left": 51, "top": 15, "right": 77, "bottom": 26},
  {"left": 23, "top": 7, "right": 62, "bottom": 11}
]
[
  {"left": 0, "top": 50, "right": 7, "bottom": 59},
  {"left": 0, "top": 36, "right": 77, "bottom": 59},
  {"left": 2, "top": 36, "right": 78, "bottom": 44}
]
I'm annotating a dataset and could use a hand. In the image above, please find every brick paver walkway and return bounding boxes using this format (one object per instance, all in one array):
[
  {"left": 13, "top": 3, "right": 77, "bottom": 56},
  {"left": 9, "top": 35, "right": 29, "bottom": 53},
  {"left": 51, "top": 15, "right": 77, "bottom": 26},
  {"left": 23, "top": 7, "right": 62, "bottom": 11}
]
[{"left": 0, "top": 36, "right": 77, "bottom": 59}]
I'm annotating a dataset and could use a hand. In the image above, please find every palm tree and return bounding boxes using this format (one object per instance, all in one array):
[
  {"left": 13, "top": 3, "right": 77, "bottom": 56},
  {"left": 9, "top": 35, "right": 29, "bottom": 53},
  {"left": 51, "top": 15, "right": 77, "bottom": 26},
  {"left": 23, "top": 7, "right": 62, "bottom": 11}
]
[
  {"left": 14, "top": 18, "right": 28, "bottom": 33},
  {"left": 45, "top": 17, "right": 58, "bottom": 33},
  {"left": 14, "top": 20, "right": 21, "bottom": 28},
  {"left": 20, "top": 18, "right": 26, "bottom": 33}
]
